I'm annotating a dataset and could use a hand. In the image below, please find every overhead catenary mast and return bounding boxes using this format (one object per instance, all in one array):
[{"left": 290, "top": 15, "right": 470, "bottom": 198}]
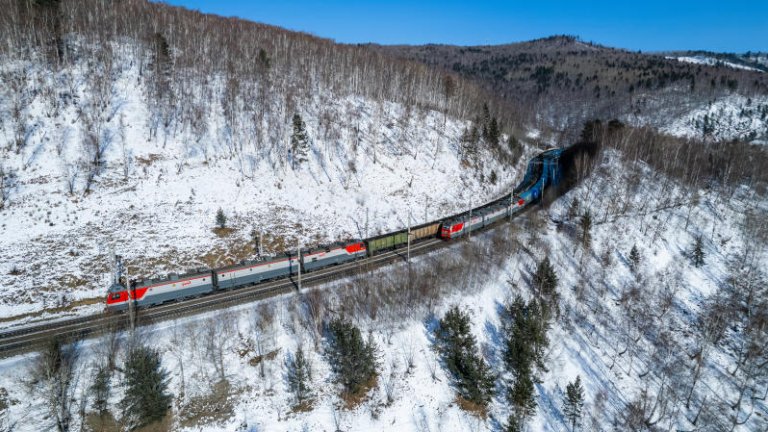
[
  {"left": 468, "top": 199, "right": 472, "bottom": 240},
  {"left": 297, "top": 238, "right": 302, "bottom": 291},
  {"left": 407, "top": 209, "right": 411, "bottom": 264},
  {"left": 115, "top": 254, "right": 135, "bottom": 331}
]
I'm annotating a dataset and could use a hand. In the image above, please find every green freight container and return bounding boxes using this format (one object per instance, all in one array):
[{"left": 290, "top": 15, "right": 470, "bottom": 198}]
[{"left": 365, "top": 231, "right": 409, "bottom": 255}]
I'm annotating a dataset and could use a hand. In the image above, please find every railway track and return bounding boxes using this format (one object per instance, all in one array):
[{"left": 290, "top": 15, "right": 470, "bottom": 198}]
[
  {"left": 0, "top": 151, "right": 557, "bottom": 360},
  {"left": 0, "top": 236, "right": 454, "bottom": 358}
]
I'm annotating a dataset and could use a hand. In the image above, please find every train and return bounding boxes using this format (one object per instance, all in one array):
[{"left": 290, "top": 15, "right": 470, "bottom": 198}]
[{"left": 105, "top": 148, "right": 566, "bottom": 311}]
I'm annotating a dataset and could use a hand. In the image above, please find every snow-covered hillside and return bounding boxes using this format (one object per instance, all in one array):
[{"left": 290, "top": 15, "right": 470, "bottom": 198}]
[
  {"left": 661, "top": 94, "right": 768, "bottom": 143},
  {"left": 0, "top": 41, "right": 521, "bottom": 324},
  {"left": 1, "top": 149, "right": 764, "bottom": 431},
  {"left": 668, "top": 55, "right": 766, "bottom": 73}
]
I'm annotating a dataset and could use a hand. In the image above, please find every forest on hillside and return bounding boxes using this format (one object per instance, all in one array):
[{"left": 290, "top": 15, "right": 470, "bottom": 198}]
[{"left": 380, "top": 36, "right": 768, "bottom": 140}]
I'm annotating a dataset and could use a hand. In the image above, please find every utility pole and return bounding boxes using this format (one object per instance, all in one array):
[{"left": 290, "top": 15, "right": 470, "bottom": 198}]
[
  {"left": 259, "top": 229, "right": 264, "bottom": 257},
  {"left": 407, "top": 210, "right": 411, "bottom": 264},
  {"left": 119, "top": 256, "right": 135, "bottom": 332},
  {"left": 297, "top": 238, "right": 302, "bottom": 291},
  {"left": 468, "top": 200, "right": 472, "bottom": 240}
]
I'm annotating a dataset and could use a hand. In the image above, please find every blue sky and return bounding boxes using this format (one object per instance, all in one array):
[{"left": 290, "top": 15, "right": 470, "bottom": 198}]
[{"left": 161, "top": 1, "right": 767, "bottom": 52}]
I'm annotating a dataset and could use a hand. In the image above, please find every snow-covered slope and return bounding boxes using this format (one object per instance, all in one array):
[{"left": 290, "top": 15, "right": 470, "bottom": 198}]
[
  {"left": 668, "top": 55, "right": 766, "bottom": 73},
  {"left": 661, "top": 94, "right": 768, "bottom": 143},
  {"left": 1, "top": 149, "right": 764, "bottom": 431},
  {"left": 0, "top": 42, "right": 521, "bottom": 323}
]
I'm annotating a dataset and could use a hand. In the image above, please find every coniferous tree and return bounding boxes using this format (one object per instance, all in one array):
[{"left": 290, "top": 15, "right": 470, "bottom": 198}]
[
  {"left": 325, "top": 318, "right": 378, "bottom": 397},
  {"left": 122, "top": 345, "right": 172, "bottom": 430},
  {"left": 503, "top": 295, "right": 551, "bottom": 421},
  {"left": 507, "top": 135, "right": 522, "bottom": 160},
  {"left": 461, "top": 125, "right": 480, "bottom": 163},
  {"left": 215, "top": 208, "right": 227, "bottom": 229},
  {"left": 505, "top": 414, "right": 524, "bottom": 432},
  {"left": 487, "top": 117, "right": 500, "bottom": 146},
  {"left": 532, "top": 256, "right": 559, "bottom": 302},
  {"left": 628, "top": 245, "right": 641, "bottom": 272},
  {"left": 508, "top": 371, "right": 537, "bottom": 418},
  {"left": 504, "top": 296, "right": 550, "bottom": 377},
  {"left": 562, "top": 375, "right": 585, "bottom": 431},
  {"left": 290, "top": 113, "right": 310, "bottom": 169},
  {"left": 481, "top": 103, "right": 491, "bottom": 139},
  {"left": 90, "top": 365, "right": 110, "bottom": 414},
  {"left": 287, "top": 346, "right": 313, "bottom": 406},
  {"left": 580, "top": 210, "right": 592, "bottom": 249},
  {"left": 691, "top": 236, "right": 705, "bottom": 267},
  {"left": 434, "top": 306, "right": 495, "bottom": 408},
  {"left": 257, "top": 48, "right": 271, "bottom": 71}
]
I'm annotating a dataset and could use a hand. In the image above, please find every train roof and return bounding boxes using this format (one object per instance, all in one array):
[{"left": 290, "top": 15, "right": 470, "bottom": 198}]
[
  {"left": 136, "top": 268, "right": 212, "bottom": 287},
  {"left": 212, "top": 254, "right": 297, "bottom": 275},
  {"left": 302, "top": 239, "right": 364, "bottom": 255}
]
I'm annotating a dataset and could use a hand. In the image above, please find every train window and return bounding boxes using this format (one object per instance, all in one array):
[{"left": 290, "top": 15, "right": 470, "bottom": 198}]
[{"left": 111, "top": 293, "right": 121, "bottom": 300}]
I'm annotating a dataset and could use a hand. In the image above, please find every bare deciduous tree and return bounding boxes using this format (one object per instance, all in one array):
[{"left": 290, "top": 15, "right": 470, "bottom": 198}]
[{"left": 27, "top": 337, "right": 82, "bottom": 432}]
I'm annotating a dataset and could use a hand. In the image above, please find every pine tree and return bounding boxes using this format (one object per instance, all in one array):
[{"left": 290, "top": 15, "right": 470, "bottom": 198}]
[
  {"left": 562, "top": 376, "right": 585, "bottom": 431},
  {"left": 691, "top": 236, "right": 705, "bottom": 267},
  {"left": 91, "top": 365, "right": 110, "bottom": 414},
  {"left": 434, "top": 306, "right": 495, "bottom": 407},
  {"left": 532, "top": 256, "right": 558, "bottom": 301},
  {"left": 215, "top": 208, "right": 227, "bottom": 229},
  {"left": 487, "top": 117, "right": 500, "bottom": 146},
  {"left": 580, "top": 211, "right": 592, "bottom": 249},
  {"left": 505, "top": 414, "right": 524, "bottom": 432},
  {"left": 290, "top": 113, "right": 310, "bottom": 169},
  {"left": 507, "top": 135, "right": 522, "bottom": 160},
  {"left": 504, "top": 296, "right": 550, "bottom": 377},
  {"left": 122, "top": 345, "right": 171, "bottom": 430},
  {"left": 481, "top": 104, "right": 491, "bottom": 140},
  {"left": 503, "top": 296, "right": 551, "bottom": 420},
  {"left": 461, "top": 125, "right": 480, "bottom": 163},
  {"left": 508, "top": 371, "right": 537, "bottom": 418},
  {"left": 287, "top": 346, "right": 313, "bottom": 406},
  {"left": 325, "top": 319, "right": 378, "bottom": 397},
  {"left": 628, "top": 245, "right": 641, "bottom": 272},
  {"left": 257, "top": 48, "right": 271, "bottom": 71}
]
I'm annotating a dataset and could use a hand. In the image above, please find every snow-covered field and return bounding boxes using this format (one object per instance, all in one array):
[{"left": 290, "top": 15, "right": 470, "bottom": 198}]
[
  {"left": 1, "top": 150, "right": 764, "bottom": 431},
  {"left": 0, "top": 47, "right": 522, "bottom": 325}
]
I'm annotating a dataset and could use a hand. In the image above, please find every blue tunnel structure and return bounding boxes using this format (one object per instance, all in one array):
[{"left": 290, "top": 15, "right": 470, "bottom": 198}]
[{"left": 513, "top": 148, "right": 565, "bottom": 206}]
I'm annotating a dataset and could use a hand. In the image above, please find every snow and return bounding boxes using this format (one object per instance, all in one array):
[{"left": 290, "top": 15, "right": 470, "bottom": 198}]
[
  {"left": 668, "top": 55, "right": 765, "bottom": 73},
  {"left": 1, "top": 149, "right": 764, "bottom": 431},
  {"left": 660, "top": 94, "right": 768, "bottom": 143},
  {"left": 0, "top": 41, "right": 523, "bottom": 326}
]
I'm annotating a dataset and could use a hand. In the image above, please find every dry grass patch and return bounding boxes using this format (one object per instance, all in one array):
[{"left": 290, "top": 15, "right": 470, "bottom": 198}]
[
  {"left": 135, "top": 154, "right": 163, "bottom": 167},
  {"left": 455, "top": 395, "right": 488, "bottom": 418},
  {"left": 56, "top": 274, "right": 89, "bottom": 290},
  {"left": 212, "top": 227, "right": 236, "bottom": 237},
  {"left": 340, "top": 376, "right": 378, "bottom": 410},
  {"left": 290, "top": 399, "right": 315, "bottom": 414},
  {"left": 86, "top": 411, "right": 173, "bottom": 432},
  {"left": 178, "top": 380, "right": 235, "bottom": 429},
  {"left": 249, "top": 348, "right": 281, "bottom": 367},
  {"left": 85, "top": 411, "right": 120, "bottom": 432}
]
